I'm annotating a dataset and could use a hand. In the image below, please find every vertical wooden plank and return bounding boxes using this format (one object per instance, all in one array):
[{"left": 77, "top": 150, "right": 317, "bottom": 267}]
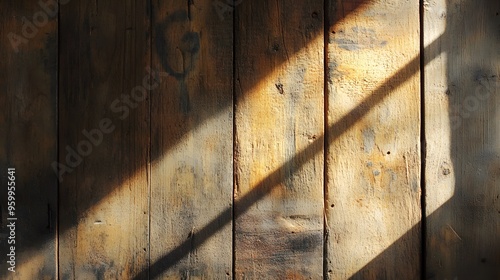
[
  {"left": 0, "top": 2, "right": 57, "bottom": 279},
  {"left": 425, "top": 0, "right": 500, "bottom": 278},
  {"left": 234, "top": 0, "right": 324, "bottom": 278},
  {"left": 149, "top": 0, "right": 233, "bottom": 278},
  {"left": 325, "top": 0, "right": 421, "bottom": 278},
  {"left": 58, "top": 0, "right": 150, "bottom": 278}
]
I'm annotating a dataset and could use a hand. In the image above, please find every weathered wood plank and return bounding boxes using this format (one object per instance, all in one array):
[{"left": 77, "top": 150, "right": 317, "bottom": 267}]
[
  {"left": 149, "top": 0, "right": 233, "bottom": 278},
  {"left": 425, "top": 0, "right": 500, "bottom": 278},
  {"left": 325, "top": 0, "right": 421, "bottom": 278},
  {"left": 58, "top": 0, "right": 151, "bottom": 278},
  {"left": 234, "top": 0, "right": 325, "bottom": 278},
  {"left": 0, "top": 2, "right": 58, "bottom": 279}
]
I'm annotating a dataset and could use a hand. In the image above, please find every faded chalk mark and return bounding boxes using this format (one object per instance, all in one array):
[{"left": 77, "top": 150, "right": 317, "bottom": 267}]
[
  {"left": 331, "top": 27, "right": 388, "bottom": 51},
  {"left": 155, "top": 10, "right": 200, "bottom": 114},
  {"left": 362, "top": 127, "right": 375, "bottom": 153},
  {"left": 155, "top": 10, "right": 200, "bottom": 79}
]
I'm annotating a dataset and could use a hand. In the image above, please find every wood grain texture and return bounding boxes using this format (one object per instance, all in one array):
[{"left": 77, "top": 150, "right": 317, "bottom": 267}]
[
  {"left": 234, "top": 0, "right": 325, "bottom": 278},
  {"left": 425, "top": 0, "right": 500, "bottom": 278},
  {"left": 4, "top": 0, "right": 500, "bottom": 278},
  {"left": 58, "top": 0, "right": 150, "bottom": 278},
  {"left": 0, "top": 2, "right": 58, "bottom": 279},
  {"left": 325, "top": 0, "right": 421, "bottom": 278},
  {"left": 149, "top": 0, "right": 233, "bottom": 278}
]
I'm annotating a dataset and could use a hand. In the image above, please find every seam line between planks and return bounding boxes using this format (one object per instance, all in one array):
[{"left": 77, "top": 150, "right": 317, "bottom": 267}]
[
  {"left": 232, "top": 4, "right": 237, "bottom": 280},
  {"left": 56, "top": 1, "right": 61, "bottom": 279},
  {"left": 148, "top": 0, "right": 153, "bottom": 278},
  {"left": 419, "top": 0, "right": 427, "bottom": 279},
  {"left": 322, "top": 0, "right": 329, "bottom": 279}
]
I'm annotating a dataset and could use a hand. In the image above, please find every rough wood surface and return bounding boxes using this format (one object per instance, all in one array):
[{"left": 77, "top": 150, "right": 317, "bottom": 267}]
[
  {"left": 0, "top": 2, "right": 58, "bottom": 279},
  {"left": 58, "top": 0, "right": 150, "bottom": 278},
  {"left": 425, "top": 0, "right": 500, "bottom": 278},
  {"left": 325, "top": 0, "right": 421, "bottom": 278},
  {"left": 234, "top": 0, "right": 325, "bottom": 278},
  {"left": 4, "top": 0, "right": 500, "bottom": 278},
  {"left": 148, "top": 0, "right": 234, "bottom": 278}
]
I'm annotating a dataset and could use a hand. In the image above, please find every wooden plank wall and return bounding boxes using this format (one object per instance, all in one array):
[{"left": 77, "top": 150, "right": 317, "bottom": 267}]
[
  {"left": 425, "top": 0, "right": 500, "bottom": 279},
  {"left": 0, "top": 1, "right": 58, "bottom": 279},
  {"left": 234, "top": 0, "right": 324, "bottom": 278},
  {"left": 149, "top": 0, "right": 233, "bottom": 278},
  {"left": 325, "top": 0, "right": 421, "bottom": 278},
  {"left": 1, "top": 0, "right": 499, "bottom": 279},
  {"left": 58, "top": 0, "right": 150, "bottom": 278}
]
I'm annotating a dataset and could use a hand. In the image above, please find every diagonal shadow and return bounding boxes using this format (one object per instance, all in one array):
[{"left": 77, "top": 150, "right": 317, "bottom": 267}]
[
  {"left": 352, "top": 0, "right": 500, "bottom": 278},
  {"left": 2, "top": 0, "right": 370, "bottom": 278},
  {"left": 10, "top": 0, "right": 497, "bottom": 278},
  {"left": 0, "top": 2, "right": 58, "bottom": 279},
  {"left": 134, "top": 34, "right": 438, "bottom": 279}
]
